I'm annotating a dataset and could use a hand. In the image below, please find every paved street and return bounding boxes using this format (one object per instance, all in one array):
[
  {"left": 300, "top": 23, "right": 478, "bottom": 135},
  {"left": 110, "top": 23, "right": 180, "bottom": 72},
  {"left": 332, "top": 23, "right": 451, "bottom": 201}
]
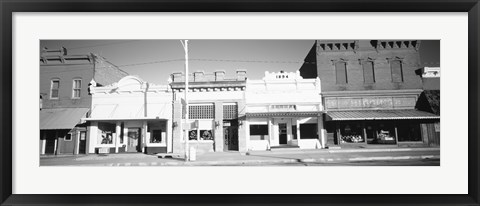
[{"left": 40, "top": 148, "right": 440, "bottom": 166}]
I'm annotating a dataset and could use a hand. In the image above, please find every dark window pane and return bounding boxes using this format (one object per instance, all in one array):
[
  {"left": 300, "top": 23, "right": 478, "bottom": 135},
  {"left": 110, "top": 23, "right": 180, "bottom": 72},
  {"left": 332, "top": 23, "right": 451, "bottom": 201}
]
[
  {"left": 300, "top": 124, "right": 317, "bottom": 139},
  {"left": 250, "top": 125, "right": 268, "bottom": 140},
  {"left": 363, "top": 61, "right": 375, "bottom": 83},
  {"left": 335, "top": 62, "right": 347, "bottom": 84}
]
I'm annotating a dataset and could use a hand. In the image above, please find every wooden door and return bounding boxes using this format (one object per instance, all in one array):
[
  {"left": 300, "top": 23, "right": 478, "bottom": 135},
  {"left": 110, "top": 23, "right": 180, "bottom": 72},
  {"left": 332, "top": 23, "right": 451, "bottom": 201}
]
[
  {"left": 279, "top": 123, "right": 287, "bottom": 144},
  {"left": 78, "top": 131, "right": 87, "bottom": 154}
]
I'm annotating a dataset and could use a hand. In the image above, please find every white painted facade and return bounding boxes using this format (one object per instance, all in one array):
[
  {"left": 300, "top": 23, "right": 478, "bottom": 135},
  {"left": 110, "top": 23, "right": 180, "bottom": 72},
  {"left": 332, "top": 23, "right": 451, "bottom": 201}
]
[
  {"left": 245, "top": 71, "right": 326, "bottom": 150},
  {"left": 85, "top": 76, "right": 173, "bottom": 154}
]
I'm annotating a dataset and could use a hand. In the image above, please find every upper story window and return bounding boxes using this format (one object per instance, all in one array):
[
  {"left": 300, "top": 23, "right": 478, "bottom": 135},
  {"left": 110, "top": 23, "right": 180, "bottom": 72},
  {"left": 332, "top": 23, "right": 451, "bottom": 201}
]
[
  {"left": 390, "top": 60, "right": 404, "bottom": 83},
  {"left": 72, "top": 79, "right": 82, "bottom": 99},
  {"left": 362, "top": 61, "right": 375, "bottom": 83},
  {"left": 334, "top": 61, "right": 348, "bottom": 84},
  {"left": 188, "top": 104, "right": 215, "bottom": 119},
  {"left": 50, "top": 79, "right": 60, "bottom": 99}
]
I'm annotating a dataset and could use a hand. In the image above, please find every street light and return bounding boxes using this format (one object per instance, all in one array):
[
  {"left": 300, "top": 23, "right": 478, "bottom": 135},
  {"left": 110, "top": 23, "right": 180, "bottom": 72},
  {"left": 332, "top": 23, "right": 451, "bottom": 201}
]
[{"left": 180, "top": 40, "right": 189, "bottom": 161}]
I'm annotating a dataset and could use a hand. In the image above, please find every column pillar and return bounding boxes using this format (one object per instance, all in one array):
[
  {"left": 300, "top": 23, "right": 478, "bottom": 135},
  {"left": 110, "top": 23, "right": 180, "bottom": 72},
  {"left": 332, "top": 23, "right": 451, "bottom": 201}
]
[
  {"left": 267, "top": 118, "right": 272, "bottom": 150},
  {"left": 87, "top": 121, "right": 98, "bottom": 154},
  {"left": 167, "top": 120, "right": 173, "bottom": 153},
  {"left": 214, "top": 101, "right": 224, "bottom": 152},
  {"left": 115, "top": 122, "right": 121, "bottom": 153},
  {"left": 142, "top": 121, "right": 147, "bottom": 153},
  {"left": 237, "top": 100, "right": 248, "bottom": 153},
  {"left": 172, "top": 100, "right": 184, "bottom": 153},
  {"left": 317, "top": 115, "right": 326, "bottom": 149},
  {"left": 296, "top": 118, "right": 301, "bottom": 147}
]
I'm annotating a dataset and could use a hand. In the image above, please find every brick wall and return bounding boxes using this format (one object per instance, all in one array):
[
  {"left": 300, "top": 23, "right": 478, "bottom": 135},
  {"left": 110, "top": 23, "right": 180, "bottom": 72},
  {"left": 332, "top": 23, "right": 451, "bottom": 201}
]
[{"left": 314, "top": 40, "right": 423, "bottom": 92}]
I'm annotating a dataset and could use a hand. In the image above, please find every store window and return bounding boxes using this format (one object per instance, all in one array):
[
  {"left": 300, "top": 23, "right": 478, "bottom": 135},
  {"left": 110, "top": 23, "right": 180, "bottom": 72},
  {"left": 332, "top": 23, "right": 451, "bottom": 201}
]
[
  {"left": 97, "top": 122, "right": 115, "bottom": 145},
  {"left": 397, "top": 122, "right": 422, "bottom": 142},
  {"left": 250, "top": 125, "right": 268, "bottom": 140},
  {"left": 50, "top": 79, "right": 60, "bottom": 99},
  {"left": 335, "top": 61, "right": 348, "bottom": 84},
  {"left": 150, "top": 130, "right": 163, "bottom": 143},
  {"left": 188, "top": 129, "right": 213, "bottom": 141},
  {"left": 339, "top": 123, "right": 364, "bottom": 143},
  {"left": 300, "top": 124, "right": 317, "bottom": 139},
  {"left": 373, "top": 122, "right": 396, "bottom": 144}
]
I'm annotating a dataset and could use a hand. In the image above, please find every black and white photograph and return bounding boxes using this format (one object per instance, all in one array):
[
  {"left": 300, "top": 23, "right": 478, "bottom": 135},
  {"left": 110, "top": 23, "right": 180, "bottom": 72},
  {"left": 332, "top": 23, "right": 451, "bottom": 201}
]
[{"left": 39, "top": 39, "right": 440, "bottom": 166}]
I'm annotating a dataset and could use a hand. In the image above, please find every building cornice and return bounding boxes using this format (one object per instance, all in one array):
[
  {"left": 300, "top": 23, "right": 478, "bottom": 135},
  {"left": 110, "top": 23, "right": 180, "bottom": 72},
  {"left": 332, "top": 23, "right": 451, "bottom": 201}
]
[{"left": 322, "top": 89, "right": 423, "bottom": 97}]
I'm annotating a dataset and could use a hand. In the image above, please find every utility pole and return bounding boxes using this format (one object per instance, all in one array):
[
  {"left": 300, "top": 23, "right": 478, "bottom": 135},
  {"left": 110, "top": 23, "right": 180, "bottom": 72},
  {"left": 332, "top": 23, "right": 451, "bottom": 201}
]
[{"left": 181, "top": 40, "right": 189, "bottom": 161}]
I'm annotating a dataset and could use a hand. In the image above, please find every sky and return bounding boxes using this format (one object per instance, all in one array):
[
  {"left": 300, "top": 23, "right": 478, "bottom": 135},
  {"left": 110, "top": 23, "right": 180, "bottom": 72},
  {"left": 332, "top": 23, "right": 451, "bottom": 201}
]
[{"left": 40, "top": 40, "right": 440, "bottom": 85}]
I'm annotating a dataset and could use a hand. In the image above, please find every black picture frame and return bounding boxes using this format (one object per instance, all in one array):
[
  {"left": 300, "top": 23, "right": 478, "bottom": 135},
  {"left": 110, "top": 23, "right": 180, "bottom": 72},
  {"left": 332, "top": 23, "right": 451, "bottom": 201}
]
[{"left": 1, "top": 0, "right": 479, "bottom": 205}]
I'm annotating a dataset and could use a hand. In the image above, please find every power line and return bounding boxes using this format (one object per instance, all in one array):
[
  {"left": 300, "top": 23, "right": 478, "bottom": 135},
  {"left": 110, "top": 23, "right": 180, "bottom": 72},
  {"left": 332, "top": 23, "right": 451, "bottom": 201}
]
[{"left": 68, "top": 41, "right": 139, "bottom": 50}]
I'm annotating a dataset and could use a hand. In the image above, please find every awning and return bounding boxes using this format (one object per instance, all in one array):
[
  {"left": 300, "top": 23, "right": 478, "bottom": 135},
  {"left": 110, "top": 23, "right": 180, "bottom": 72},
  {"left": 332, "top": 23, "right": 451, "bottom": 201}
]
[
  {"left": 246, "top": 111, "right": 323, "bottom": 118},
  {"left": 326, "top": 110, "right": 440, "bottom": 121},
  {"left": 40, "top": 108, "right": 89, "bottom": 130}
]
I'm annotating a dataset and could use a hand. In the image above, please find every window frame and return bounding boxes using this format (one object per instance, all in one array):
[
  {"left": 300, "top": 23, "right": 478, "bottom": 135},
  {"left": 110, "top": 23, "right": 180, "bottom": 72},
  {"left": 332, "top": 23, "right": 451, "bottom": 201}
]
[
  {"left": 362, "top": 60, "right": 376, "bottom": 84},
  {"left": 50, "top": 78, "right": 60, "bottom": 99},
  {"left": 72, "top": 78, "right": 82, "bottom": 99},
  {"left": 333, "top": 60, "right": 348, "bottom": 84},
  {"left": 389, "top": 59, "right": 404, "bottom": 83},
  {"left": 64, "top": 132, "right": 73, "bottom": 141}
]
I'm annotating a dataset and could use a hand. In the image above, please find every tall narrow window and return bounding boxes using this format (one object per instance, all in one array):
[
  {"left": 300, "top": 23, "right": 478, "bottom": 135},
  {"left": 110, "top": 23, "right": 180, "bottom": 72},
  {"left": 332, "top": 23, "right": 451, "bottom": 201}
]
[
  {"left": 390, "top": 60, "right": 404, "bottom": 83},
  {"left": 362, "top": 61, "right": 375, "bottom": 83},
  {"left": 72, "top": 79, "right": 82, "bottom": 98},
  {"left": 335, "top": 61, "right": 348, "bottom": 84},
  {"left": 50, "top": 79, "right": 60, "bottom": 99}
]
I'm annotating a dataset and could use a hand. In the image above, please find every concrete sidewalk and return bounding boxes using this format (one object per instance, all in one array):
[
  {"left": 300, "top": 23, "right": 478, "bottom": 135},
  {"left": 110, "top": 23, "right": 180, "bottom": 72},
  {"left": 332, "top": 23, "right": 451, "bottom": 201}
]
[
  {"left": 162, "top": 147, "right": 440, "bottom": 166},
  {"left": 41, "top": 147, "right": 440, "bottom": 166}
]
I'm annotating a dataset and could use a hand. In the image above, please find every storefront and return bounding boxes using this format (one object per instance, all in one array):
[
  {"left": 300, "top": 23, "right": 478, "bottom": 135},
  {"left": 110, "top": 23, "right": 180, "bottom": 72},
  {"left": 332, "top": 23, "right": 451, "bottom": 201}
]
[
  {"left": 84, "top": 76, "right": 173, "bottom": 154},
  {"left": 326, "top": 91, "right": 440, "bottom": 147},
  {"left": 170, "top": 70, "right": 246, "bottom": 153},
  {"left": 40, "top": 108, "right": 89, "bottom": 155},
  {"left": 245, "top": 71, "right": 326, "bottom": 151}
]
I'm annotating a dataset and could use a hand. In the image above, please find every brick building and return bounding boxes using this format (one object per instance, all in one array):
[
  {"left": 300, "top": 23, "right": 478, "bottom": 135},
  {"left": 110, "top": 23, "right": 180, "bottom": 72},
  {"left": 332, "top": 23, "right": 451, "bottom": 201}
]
[
  {"left": 300, "top": 40, "right": 440, "bottom": 147},
  {"left": 40, "top": 47, "right": 128, "bottom": 155}
]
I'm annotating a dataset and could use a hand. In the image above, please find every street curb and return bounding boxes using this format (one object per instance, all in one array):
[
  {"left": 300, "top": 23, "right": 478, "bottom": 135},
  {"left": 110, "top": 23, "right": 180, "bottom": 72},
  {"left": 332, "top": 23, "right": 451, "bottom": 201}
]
[
  {"left": 245, "top": 147, "right": 440, "bottom": 156},
  {"left": 151, "top": 155, "right": 440, "bottom": 166}
]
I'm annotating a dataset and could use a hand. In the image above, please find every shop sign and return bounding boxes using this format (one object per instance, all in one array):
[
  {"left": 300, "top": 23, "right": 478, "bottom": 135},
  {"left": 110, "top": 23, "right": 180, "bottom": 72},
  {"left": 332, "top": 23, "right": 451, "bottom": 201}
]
[
  {"left": 362, "top": 97, "right": 393, "bottom": 108},
  {"left": 270, "top": 105, "right": 296, "bottom": 111},
  {"left": 223, "top": 121, "right": 231, "bottom": 127}
]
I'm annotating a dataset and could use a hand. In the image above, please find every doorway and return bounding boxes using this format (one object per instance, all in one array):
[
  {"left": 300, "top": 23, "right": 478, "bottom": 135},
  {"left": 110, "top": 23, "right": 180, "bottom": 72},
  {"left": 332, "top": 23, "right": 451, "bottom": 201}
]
[
  {"left": 127, "top": 128, "right": 141, "bottom": 152},
  {"left": 278, "top": 123, "right": 288, "bottom": 144},
  {"left": 223, "top": 120, "right": 239, "bottom": 151},
  {"left": 78, "top": 131, "right": 87, "bottom": 154}
]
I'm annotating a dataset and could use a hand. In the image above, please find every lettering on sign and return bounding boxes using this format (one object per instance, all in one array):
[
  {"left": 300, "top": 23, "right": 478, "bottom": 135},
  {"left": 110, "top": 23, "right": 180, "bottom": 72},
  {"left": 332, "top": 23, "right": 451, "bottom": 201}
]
[
  {"left": 270, "top": 105, "right": 296, "bottom": 111},
  {"left": 337, "top": 98, "right": 362, "bottom": 109},
  {"left": 393, "top": 97, "right": 416, "bottom": 108},
  {"left": 362, "top": 97, "right": 393, "bottom": 108},
  {"left": 325, "top": 99, "right": 338, "bottom": 109}
]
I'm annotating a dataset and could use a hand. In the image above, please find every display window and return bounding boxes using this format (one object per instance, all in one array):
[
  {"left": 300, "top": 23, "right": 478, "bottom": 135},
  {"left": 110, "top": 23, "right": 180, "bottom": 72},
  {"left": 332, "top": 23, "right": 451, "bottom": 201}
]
[{"left": 339, "top": 123, "right": 364, "bottom": 143}]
